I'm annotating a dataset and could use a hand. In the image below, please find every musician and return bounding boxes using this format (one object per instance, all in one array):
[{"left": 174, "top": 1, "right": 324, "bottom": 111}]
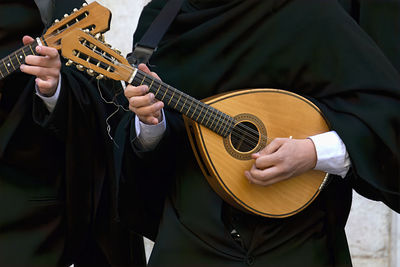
[
  {"left": 119, "top": 0, "right": 400, "bottom": 266},
  {"left": 0, "top": 1, "right": 145, "bottom": 266}
]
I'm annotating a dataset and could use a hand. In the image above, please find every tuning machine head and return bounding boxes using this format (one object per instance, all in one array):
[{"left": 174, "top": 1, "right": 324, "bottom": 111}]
[
  {"left": 65, "top": 60, "right": 74, "bottom": 66},
  {"left": 76, "top": 64, "right": 84, "bottom": 71},
  {"left": 86, "top": 69, "right": 95, "bottom": 76}
]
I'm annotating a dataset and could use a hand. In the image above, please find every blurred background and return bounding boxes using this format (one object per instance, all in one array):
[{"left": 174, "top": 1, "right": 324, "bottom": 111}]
[{"left": 84, "top": 1, "right": 400, "bottom": 266}]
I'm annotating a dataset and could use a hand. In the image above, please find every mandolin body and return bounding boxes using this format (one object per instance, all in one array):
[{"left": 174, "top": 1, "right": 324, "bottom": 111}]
[{"left": 183, "top": 88, "right": 330, "bottom": 218}]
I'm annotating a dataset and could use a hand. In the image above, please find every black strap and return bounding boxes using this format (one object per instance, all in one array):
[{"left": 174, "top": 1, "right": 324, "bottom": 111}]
[{"left": 128, "top": 0, "right": 183, "bottom": 65}]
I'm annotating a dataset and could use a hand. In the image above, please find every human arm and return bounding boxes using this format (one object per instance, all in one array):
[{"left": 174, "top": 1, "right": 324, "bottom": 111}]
[{"left": 245, "top": 131, "right": 351, "bottom": 186}]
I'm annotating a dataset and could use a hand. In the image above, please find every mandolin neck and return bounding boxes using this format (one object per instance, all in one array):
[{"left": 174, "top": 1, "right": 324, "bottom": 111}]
[
  {"left": 130, "top": 68, "right": 235, "bottom": 137},
  {"left": 0, "top": 38, "right": 44, "bottom": 80}
]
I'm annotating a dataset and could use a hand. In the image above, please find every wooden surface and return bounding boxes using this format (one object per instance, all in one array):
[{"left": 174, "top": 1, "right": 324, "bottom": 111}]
[{"left": 185, "top": 88, "right": 330, "bottom": 218}]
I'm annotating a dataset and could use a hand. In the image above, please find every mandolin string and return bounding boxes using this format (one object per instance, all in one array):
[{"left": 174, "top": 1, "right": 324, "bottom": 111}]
[
  {"left": 119, "top": 63, "right": 270, "bottom": 146},
  {"left": 133, "top": 71, "right": 267, "bottom": 146},
  {"left": 134, "top": 71, "right": 272, "bottom": 145},
  {"left": 134, "top": 70, "right": 272, "bottom": 147},
  {"left": 95, "top": 59, "right": 269, "bottom": 148},
  {"left": 79, "top": 41, "right": 279, "bottom": 147},
  {"left": 104, "top": 60, "right": 268, "bottom": 146}
]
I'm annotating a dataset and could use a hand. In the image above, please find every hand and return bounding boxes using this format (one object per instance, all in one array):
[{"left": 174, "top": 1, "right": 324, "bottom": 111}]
[
  {"left": 245, "top": 138, "right": 317, "bottom": 186},
  {"left": 124, "top": 63, "right": 164, "bottom": 125},
  {"left": 19, "top": 36, "right": 61, "bottom": 96}
]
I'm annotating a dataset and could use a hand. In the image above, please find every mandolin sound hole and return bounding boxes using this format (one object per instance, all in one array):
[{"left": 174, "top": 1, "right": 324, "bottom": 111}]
[{"left": 231, "top": 121, "right": 259, "bottom": 153}]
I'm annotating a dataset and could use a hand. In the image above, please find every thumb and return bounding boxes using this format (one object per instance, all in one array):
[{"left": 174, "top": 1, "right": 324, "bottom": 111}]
[{"left": 22, "top": 36, "right": 35, "bottom": 46}]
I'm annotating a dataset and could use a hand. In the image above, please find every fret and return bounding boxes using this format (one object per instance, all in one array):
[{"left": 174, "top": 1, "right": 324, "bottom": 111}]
[
  {"left": 180, "top": 97, "right": 188, "bottom": 113},
  {"left": 8, "top": 56, "right": 15, "bottom": 70},
  {"left": 208, "top": 109, "right": 217, "bottom": 131},
  {"left": 139, "top": 74, "right": 146, "bottom": 85},
  {"left": 160, "top": 85, "right": 169, "bottom": 101},
  {"left": 28, "top": 44, "right": 35, "bottom": 55},
  {"left": 215, "top": 111, "right": 225, "bottom": 134},
  {"left": 220, "top": 114, "right": 231, "bottom": 137},
  {"left": 2, "top": 60, "right": 10, "bottom": 74},
  {"left": 191, "top": 102, "right": 199, "bottom": 119},
  {"left": 186, "top": 98, "right": 194, "bottom": 116},
  {"left": 226, "top": 117, "right": 235, "bottom": 137},
  {"left": 148, "top": 78, "right": 154, "bottom": 91},
  {"left": 204, "top": 108, "right": 212, "bottom": 127},
  {"left": 174, "top": 92, "right": 182, "bottom": 109},
  {"left": 196, "top": 104, "right": 205, "bottom": 121},
  {"left": 154, "top": 83, "right": 162, "bottom": 97},
  {"left": 0, "top": 67, "right": 4, "bottom": 78},
  {"left": 15, "top": 54, "right": 21, "bottom": 65},
  {"left": 200, "top": 108, "right": 208, "bottom": 124},
  {"left": 167, "top": 90, "right": 175, "bottom": 105}
]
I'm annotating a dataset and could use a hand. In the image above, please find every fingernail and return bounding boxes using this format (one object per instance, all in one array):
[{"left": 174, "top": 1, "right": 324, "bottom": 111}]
[
  {"left": 20, "top": 65, "right": 24, "bottom": 71},
  {"left": 36, "top": 46, "right": 41, "bottom": 52}
]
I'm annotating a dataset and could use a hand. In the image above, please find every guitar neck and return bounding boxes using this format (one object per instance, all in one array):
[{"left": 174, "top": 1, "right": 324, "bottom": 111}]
[
  {"left": 0, "top": 38, "right": 43, "bottom": 80},
  {"left": 131, "top": 69, "right": 235, "bottom": 137}
]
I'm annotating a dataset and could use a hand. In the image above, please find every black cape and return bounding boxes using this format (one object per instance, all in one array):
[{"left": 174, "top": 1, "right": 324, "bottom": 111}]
[
  {"left": 121, "top": 0, "right": 400, "bottom": 266},
  {"left": 0, "top": 1, "right": 146, "bottom": 266}
]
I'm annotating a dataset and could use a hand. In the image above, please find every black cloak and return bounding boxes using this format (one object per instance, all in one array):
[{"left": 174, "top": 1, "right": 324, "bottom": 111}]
[
  {"left": 0, "top": 1, "right": 145, "bottom": 266},
  {"left": 120, "top": 0, "right": 400, "bottom": 266}
]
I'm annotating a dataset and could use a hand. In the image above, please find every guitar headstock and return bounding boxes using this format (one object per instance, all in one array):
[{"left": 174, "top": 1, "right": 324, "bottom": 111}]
[
  {"left": 61, "top": 28, "right": 132, "bottom": 81},
  {"left": 43, "top": 1, "right": 111, "bottom": 50}
]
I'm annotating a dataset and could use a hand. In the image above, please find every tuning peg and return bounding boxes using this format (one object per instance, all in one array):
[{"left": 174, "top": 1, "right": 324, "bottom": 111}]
[
  {"left": 87, "top": 69, "right": 95, "bottom": 76},
  {"left": 82, "top": 3, "right": 88, "bottom": 7},
  {"left": 64, "top": 14, "right": 69, "bottom": 18},
  {"left": 83, "top": 29, "right": 90, "bottom": 33},
  {"left": 99, "top": 34, "right": 105, "bottom": 42},
  {"left": 54, "top": 19, "right": 60, "bottom": 24},
  {"left": 95, "top": 33, "right": 101, "bottom": 40},
  {"left": 73, "top": 8, "right": 78, "bottom": 12},
  {"left": 65, "top": 60, "right": 73, "bottom": 66},
  {"left": 96, "top": 74, "right": 104, "bottom": 80},
  {"left": 76, "top": 64, "right": 84, "bottom": 71}
]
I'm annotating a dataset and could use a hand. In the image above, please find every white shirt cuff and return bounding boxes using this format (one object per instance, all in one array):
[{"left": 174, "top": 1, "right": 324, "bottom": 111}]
[
  {"left": 134, "top": 109, "right": 166, "bottom": 150},
  {"left": 35, "top": 74, "right": 61, "bottom": 113},
  {"left": 309, "top": 131, "right": 351, "bottom": 178}
]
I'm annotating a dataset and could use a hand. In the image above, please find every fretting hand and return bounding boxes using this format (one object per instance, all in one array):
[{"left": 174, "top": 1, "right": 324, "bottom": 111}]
[
  {"left": 124, "top": 64, "right": 164, "bottom": 125},
  {"left": 19, "top": 36, "right": 61, "bottom": 96}
]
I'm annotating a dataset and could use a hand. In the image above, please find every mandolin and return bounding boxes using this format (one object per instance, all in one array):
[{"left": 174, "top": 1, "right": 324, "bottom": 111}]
[
  {"left": 0, "top": 1, "right": 111, "bottom": 81},
  {"left": 61, "top": 29, "right": 331, "bottom": 218}
]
